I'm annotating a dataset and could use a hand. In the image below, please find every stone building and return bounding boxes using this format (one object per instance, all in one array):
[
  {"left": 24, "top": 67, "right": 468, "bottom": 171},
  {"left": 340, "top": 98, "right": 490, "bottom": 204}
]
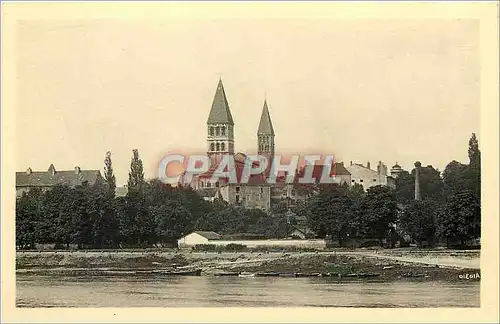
[
  {"left": 188, "top": 80, "right": 273, "bottom": 211},
  {"left": 16, "top": 164, "right": 103, "bottom": 197},
  {"left": 206, "top": 79, "right": 235, "bottom": 165},
  {"left": 345, "top": 161, "right": 396, "bottom": 191},
  {"left": 189, "top": 79, "right": 353, "bottom": 212}
]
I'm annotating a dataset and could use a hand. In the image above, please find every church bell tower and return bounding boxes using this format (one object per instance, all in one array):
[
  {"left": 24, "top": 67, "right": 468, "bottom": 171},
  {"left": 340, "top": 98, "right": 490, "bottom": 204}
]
[
  {"left": 257, "top": 99, "right": 275, "bottom": 164},
  {"left": 207, "top": 79, "right": 235, "bottom": 165}
]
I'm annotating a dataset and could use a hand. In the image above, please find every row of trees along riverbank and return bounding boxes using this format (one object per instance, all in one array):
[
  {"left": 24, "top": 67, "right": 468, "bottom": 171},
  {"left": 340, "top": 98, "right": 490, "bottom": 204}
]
[{"left": 16, "top": 134, "right": 481, "bottom": 250}]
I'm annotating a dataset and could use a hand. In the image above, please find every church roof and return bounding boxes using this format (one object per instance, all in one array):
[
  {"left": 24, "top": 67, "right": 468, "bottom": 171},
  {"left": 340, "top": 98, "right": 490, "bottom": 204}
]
[
  {"left": 257, "top": 100, "right": 275, "bottom": 135},
  {"left": 207, "top": 79, "right": 234, "bottom": 125}
]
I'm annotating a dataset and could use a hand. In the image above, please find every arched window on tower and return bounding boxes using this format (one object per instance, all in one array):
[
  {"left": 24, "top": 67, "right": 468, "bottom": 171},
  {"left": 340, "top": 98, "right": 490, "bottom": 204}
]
[
  {"left": 265, "top": 145, "right": 269, "bottom": 151},
  {"left": 221, "top": 143, "right": 225, "bottom": 151},
  {"left": 221, "top": 126, "right": 226, "bottom": 136},
  {"left": 215, "top": 182, "right": 220, "bottom": 187},
  {"left": 210, "top": 143, "right": 215, "bottom": 151},
  {"left": 215, "top": 127, "right": 220, "bottom": 136},
  {"left": 216, "top": 142, "right": 220, "bottom": 151},
  {"left": 209, "top": 127, "right": 214, "bottom": 136}
]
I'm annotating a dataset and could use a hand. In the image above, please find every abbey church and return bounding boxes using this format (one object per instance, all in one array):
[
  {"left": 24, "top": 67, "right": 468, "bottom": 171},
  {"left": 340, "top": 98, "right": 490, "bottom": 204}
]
[{"left": 185, "top": 79, "right": 397, "bottom": 212}]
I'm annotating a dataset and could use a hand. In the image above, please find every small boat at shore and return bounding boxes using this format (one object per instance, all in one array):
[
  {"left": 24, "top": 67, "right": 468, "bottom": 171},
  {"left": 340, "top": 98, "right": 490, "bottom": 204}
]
[
  {"left": 295, "top": 273, "right": 321, "bottom": 278},
  {"left": 154, "top": 269, "right": 202, "bottom": 276},
  {"left": 238, "top": 272, "right": 256, "bottom": 278},
  {"left": 255, "top": 272, "right": 280, "bottom": 277},
  {"left": 214, "top": 272, "right": 240, "bottom": 277},
  {"left": 279, "top": 273, "right": 297, "bottom": 277}
]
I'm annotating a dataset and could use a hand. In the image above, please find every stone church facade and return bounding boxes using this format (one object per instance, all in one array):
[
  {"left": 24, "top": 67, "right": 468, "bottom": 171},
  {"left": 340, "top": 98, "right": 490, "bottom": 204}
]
[{"left": 188, "top": 79, "right": 352, "bottom": 212}]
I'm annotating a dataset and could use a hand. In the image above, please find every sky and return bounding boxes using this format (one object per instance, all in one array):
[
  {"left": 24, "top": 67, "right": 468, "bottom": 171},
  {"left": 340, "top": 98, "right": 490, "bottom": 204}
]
[{"left": 15, "top": 18, "right": 479, "bottom": 186}]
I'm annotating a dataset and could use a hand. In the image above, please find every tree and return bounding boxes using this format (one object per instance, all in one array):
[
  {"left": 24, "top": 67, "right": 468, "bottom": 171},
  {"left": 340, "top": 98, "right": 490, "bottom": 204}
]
[
  {"left": 437, "top": 190, "right": 480, "bottom": 248},
  {"left": 128, "top": 149, "right": 145, "bottom": 193},
  {"left": 306, "top": 184, "right": 355, "bottom": 246},
  {"left": 88, "top": 182, "right": 119, "bottom": 248},
  {"left": 104, "top": 151, "right": 116, "bottom": 198},
  {"left": 115, "top": 196, "right": 137, "bottom": 246},
  {"left": 152, "top": 202, "right": 193, "bottom": 245},
  {"left": 394, "top": 170, "right": 414, "bottom": 203},
  {"left": 399, "top": 199, "right": 438, "bottom": 247},
  {"left": 347, "top": 183, "right": 365, "bottom": 200},
  {"left": 442, "top": 160, "right": 471, "bottom": 194},
  {"left": 248, "top": 213, "right": 291, "bottom": 238},
  {"left": 358, "top": 185, "right": 398, "bottom": 243},
  {"left": 41, "top": 184, "right": 74, "bottom": 248},
  {"left": 468, "top": 133, "right": 481, "bottom": 170},
  {"left": 16, "top": 188, "right": 43, "bottom": 249},
  {"left": 417, "top": 165, "right": 444, "bottom": 201},
  {"left": 394, "top": 165, "right": 444, "bottom": 203},
  {"left": 468, "top": 133, "right": 481, "bottom": 199},
  {"left": 70, "top": 183, "right": 95, "bottom": 249},
  {"left": 123, "top": 149, "right": 154, "bottom": 247},
  {"left": 270, "top": 199, "right": 289, "bottom": 215}
]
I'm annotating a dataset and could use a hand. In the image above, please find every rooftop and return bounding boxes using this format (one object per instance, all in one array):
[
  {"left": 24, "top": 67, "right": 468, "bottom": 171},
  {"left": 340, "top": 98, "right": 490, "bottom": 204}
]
[
  {"left": 16, "top": 164, "right": 102, "bottom": 188},
  {"left": 192, "top": 231, "right": 222, "bottom": 240},
  {"left": 207, "top": 79, "right": 234, "bottom": 125}
]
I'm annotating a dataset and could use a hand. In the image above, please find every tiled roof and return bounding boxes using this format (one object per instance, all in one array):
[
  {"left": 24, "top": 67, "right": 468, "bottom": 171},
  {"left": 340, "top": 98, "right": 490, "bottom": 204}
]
[
  {"left": 196, "top": 154, "right": 268, "bottom": 185},
  {"left": 195, "top": 158, "right": 349, "bottom": 186},
  {"left": 290, "top": 162, "right": 351, "bottom": 184},
  {"left": 16, "top": 165, "right": 102, "bottom": 187},
  {"left": 193, "top": 231, "right": 222, "bottom": 240},
  {"left": 333, "top": 163, "right": 351, "bottom": 176},
  {"left": 290, "top": 226, "right": 315, "bottom": 235},
  {"left": 257, "top": 100, "right": 274, "bottom": 135},
  {"left": 207, "top": 79, "right": 234, "bottom": 125}
]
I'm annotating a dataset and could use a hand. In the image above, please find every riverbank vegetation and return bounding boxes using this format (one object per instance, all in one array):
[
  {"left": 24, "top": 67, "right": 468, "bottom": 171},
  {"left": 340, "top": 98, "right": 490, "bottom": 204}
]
[{"left": 16, "top": 134, "right": 481, "bottom": 250}]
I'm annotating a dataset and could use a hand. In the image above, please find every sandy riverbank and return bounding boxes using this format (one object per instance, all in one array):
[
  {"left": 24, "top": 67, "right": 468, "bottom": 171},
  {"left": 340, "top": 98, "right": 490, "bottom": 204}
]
[{"left": 16, "top": 249, "right": 480, "bottom": 282}]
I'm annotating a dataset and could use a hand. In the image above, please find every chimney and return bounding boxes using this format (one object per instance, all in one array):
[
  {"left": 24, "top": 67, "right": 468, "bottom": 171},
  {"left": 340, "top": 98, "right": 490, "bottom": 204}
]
[
  {"left": 414, "top": 161, "right": 422, "bottom": 200},
  {"left": 367, "top": 161, "right": 371, "bottom": 169},
  {"left": 75, "top": 166, "right": 81, "bottom": 174},
  {"left": 26, "top": 167, "right": 32, "bottom": 175},
  {"left": 350, "top": 161, "right": 352, "bottom": 166}
]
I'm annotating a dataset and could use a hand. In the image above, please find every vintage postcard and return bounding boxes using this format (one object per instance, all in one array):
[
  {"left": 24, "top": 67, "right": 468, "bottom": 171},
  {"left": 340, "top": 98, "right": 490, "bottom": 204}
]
[{"left": 1, "top": 1, "right": 498, "bottom": 323}]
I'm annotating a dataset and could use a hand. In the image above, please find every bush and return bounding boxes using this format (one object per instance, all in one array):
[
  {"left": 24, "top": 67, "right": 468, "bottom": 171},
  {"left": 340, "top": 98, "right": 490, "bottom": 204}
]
[
  {"left": 223, "top": 243, "right": 247, "bottom": 251},
  {"left": 252, "top": 245, "right": 319, "bottom": 253},
  {"left": 191, "top": 244, "right": 248, "bottom": 252},
  {"left": 192, "top": 244, "right": 218, "bottom": 251},
  {"left": 359, "top": 240, "right": 381, "bottom": 248}
]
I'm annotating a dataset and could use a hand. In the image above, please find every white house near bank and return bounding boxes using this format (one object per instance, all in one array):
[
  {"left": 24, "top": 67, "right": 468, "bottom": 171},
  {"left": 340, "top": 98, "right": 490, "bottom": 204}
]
[
  {"left": 178, "top": 231, "right": 326, "bottom": 249},
  {"left": 177, "top": 231, "right": 222, "bottom": 247}
]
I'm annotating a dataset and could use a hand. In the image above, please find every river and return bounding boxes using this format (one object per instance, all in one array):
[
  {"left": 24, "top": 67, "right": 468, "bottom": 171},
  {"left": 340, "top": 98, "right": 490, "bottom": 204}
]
[{"left": 16, "top": 275, "right": 479, "bottom": 307}]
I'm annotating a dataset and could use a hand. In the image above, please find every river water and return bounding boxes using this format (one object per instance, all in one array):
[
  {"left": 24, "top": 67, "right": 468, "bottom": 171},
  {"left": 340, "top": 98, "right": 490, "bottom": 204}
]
[{"left": 16, "top": 275, "right": 479, "bottom": 308}]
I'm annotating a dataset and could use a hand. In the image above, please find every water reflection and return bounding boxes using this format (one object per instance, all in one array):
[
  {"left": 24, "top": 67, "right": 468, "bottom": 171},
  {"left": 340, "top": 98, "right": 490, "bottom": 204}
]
[{"left": 17, "top": 275, "right": 480, "bottom": 308}]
